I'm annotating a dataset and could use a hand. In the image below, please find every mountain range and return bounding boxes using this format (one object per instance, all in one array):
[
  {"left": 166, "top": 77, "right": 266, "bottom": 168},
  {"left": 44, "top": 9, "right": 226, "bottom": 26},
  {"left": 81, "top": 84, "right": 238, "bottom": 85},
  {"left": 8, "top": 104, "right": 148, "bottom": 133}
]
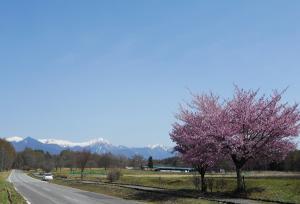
[{"left": 5, "top": 136, "right": 174, "bottom": 159}]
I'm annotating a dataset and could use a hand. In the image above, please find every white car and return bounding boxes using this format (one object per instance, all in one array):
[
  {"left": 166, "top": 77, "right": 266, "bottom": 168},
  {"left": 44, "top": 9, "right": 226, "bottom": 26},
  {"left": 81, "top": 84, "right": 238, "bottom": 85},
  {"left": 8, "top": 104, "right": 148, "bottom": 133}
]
[{"left": 42, "top": 173, "right": 53, "bottom": 181}]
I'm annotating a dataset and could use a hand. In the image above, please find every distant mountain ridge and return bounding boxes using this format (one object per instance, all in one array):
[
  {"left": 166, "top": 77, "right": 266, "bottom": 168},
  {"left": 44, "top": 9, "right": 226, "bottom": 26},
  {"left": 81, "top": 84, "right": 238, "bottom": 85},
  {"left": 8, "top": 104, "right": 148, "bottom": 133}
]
[{"left": 4, "top": 136, "right": 174, "bottom": 159}]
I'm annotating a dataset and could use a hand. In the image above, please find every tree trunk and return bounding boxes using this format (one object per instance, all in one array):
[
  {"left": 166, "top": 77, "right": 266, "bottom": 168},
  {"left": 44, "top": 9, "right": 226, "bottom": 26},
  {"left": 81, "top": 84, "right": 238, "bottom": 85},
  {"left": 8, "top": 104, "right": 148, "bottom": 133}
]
[
  {"left": 232, "top": 155, "right": 246, "bottom": 192},
  {"left": 197, "top": 166, "right": 207, "bottom": 192},
  {"left": 231, "top": 154, "right": 247, "bottom": 192},
  {"left": 200, "top": 170, "right": 206, "bottom": 192},
  {"left": 235, "top": 167, "right": 243, "bottom": 192}
]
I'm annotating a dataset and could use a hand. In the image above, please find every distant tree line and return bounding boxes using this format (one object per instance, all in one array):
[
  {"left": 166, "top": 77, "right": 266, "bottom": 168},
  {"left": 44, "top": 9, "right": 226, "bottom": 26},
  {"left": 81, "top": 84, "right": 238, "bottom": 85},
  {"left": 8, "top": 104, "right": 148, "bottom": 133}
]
[
  {"left": 12, "top": 148, "right": 147, "bottom": 172},
  {"left": 0, "top": 138, "right": 299, "bottom": 173},
  {"left": 0, "top": 139, "right": 16, "bottom": 171},
  {"left": 243, "top": 150, "right": 300, "bottom": 171},
  {"left": 155, "top": 151, "right": 300, "bottom": 172}
]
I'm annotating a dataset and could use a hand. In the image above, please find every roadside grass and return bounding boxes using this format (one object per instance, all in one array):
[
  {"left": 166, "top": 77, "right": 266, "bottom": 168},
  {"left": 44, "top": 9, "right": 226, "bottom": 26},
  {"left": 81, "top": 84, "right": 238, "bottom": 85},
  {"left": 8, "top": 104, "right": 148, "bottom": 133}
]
[
  {"left": 53, "top": 178, "right": 216, "bottom": 204},
  {"left": 0, "top": 171, "right": 26, "bottom": 204},
  {"left": 52, "top": 168, "right": 300, "bottom": 203}
]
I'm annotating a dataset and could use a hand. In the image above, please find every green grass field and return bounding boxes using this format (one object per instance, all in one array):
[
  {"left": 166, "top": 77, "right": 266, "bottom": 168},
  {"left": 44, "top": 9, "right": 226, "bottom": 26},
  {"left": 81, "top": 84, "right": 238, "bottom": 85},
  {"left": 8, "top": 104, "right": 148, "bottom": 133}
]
[
  {"left": 52, "top": 168, "right": 300, "bottom": 203},
  {"left": 0, "top": 171, "right": 26, "bottom": 204}
]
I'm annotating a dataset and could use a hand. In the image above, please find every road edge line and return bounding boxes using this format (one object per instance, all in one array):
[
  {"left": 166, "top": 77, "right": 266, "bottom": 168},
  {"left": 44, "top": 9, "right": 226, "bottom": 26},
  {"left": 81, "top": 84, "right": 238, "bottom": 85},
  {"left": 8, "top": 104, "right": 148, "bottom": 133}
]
[{"left": 8, "top": 170, "right": 31, "bottom": 204}]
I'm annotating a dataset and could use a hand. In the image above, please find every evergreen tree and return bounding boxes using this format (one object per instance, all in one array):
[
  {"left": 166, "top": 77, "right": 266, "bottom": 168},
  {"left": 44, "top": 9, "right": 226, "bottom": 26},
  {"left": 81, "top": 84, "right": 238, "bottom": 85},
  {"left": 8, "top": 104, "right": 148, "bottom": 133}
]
[{"left": 148, "top": 156, "right": 153, "bottom": 169}]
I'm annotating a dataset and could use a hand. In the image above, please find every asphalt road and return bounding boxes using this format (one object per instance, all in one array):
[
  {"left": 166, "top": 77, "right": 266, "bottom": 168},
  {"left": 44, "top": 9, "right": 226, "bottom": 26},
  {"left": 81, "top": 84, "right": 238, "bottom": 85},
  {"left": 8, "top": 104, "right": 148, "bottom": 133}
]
[{"left": 9, "top": 170, "right": 140, "bottom": 204}]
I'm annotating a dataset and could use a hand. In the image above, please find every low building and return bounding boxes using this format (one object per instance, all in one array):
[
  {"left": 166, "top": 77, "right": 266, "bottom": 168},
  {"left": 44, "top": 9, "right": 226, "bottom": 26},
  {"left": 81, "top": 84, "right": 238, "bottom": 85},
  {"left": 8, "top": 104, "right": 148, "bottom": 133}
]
[{"left": 153, "top": 166, "right": 194, "bottom": 173}]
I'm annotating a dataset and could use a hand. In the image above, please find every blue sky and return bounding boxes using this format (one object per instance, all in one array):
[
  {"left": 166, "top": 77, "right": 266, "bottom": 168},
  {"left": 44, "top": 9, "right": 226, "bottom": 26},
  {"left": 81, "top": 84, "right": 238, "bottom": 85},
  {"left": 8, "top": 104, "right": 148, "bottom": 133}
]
[{"left": 1, "top": 1, "right": 300, "bottom": 146}]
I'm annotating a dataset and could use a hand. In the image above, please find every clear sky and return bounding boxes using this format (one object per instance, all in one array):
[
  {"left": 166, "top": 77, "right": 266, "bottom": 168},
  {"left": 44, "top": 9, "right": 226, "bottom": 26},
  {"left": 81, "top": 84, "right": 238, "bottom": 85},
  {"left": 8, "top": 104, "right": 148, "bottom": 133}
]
[{"left": 1, "top": 1, "right": 300, "bottom": 146}]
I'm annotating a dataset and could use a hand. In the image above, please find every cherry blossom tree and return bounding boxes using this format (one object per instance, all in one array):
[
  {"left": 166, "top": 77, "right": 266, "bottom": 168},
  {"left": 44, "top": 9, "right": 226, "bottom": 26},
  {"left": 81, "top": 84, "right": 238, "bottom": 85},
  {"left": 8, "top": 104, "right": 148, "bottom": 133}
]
[
  {"left": 170, "top": 94, "right": 222, "bottom": 192},
  {"left": 171, "top": 87, "right": 300, "bottom": 192},
  {"left": 222, "top": 88, "right": 300, "bottom": 191}
]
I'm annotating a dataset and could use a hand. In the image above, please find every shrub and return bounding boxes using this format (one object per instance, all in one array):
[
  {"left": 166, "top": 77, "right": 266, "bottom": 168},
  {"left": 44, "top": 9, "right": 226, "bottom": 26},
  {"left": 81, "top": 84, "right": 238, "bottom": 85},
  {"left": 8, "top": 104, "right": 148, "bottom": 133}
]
[
  {"left": 42, "top": 161, "right": 54, "bottom": 173},
  {"left": 216, "top": 178, "right": 227, "bottom": 192},
  {"left": 192, "top": 175, "right": 201, "bottom": 191},
  {"left": 158, "top": 176, "right": 164, "bottom": 186},
  {"left": 56, "top": 174, "right": 68, "bottom": 179},
  {"left": 206, "top": 178, "right": 214, "bottom": 192},
  {"left": 107, "top": 169, "right": 122, "bottom": 182}
]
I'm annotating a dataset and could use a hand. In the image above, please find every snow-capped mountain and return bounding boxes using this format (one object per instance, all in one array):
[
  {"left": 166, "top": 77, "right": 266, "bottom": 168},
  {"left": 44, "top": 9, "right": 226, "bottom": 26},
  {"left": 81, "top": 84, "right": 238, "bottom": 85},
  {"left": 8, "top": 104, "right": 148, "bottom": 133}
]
[
  {"left": 38, "top": 137, "right": 110, "bottom": 148},
  {"left": 4, "top": 136, "right": 174, "bottom": 159},
  {"left": 5, "top": 136, "right": 24, "bottom": 142},
  {"left": 8, "top": 136, "right": 64, "bottom": 154}
]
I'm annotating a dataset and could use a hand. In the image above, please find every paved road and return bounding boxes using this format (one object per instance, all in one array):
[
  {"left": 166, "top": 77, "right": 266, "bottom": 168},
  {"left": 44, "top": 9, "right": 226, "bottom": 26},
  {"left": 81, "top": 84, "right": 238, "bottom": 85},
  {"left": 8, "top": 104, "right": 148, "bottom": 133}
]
[{"left": 9, "top": 170, "right": 140, "bottom": 204}]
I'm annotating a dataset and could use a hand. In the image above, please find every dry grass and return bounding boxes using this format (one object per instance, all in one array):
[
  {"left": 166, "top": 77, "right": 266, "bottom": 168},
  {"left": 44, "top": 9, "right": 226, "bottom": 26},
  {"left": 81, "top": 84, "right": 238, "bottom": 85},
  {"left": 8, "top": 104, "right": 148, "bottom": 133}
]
[
  {"left": 0, "top": 171, "right": 26, "bottom": 204},
  {"left": 52, "top": 168, "right": 300, "bottom": 203},
  {"left": 53, "top": 179, "right": 216, "bottom": 204}
]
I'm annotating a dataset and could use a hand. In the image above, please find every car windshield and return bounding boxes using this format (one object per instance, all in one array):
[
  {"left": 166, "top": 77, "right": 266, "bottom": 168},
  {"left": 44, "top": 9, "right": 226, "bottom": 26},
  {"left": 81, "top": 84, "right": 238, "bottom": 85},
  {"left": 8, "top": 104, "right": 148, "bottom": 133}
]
[{"left": 44, "top": 173, "right": 52, "bottom": 176}]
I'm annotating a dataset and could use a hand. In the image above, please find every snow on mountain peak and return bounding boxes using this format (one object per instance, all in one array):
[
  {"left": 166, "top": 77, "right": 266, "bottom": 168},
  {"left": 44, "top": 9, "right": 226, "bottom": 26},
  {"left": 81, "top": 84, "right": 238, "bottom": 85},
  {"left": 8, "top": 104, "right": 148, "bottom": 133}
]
[
  {"left": 38, "top": 139, "right": 77, "bottom": 147},
  {"left": 38, "top": 137, "right": 110, "bottom": 147},
  {"left": 85, "top": 138, "right": 110, "bottom": 146},
  {"left": 147, "top": 144, "right": 169, "bottom": 151},
  {"left": 5, "top": 136, "right": 24, "bottom": 142}
]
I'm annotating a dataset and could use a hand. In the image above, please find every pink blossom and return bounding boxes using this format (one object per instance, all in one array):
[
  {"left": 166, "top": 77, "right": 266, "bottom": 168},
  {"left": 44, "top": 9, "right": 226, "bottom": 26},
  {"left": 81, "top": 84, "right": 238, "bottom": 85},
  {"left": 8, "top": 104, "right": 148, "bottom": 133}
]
[{"left": 170, "top": 87, "right": 300, "bottom": 191}]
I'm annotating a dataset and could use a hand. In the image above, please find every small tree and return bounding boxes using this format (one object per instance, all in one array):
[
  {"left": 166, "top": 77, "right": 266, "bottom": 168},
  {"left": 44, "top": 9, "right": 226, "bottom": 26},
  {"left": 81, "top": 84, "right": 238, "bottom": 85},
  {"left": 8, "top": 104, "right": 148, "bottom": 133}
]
[
  {"left": 60, "top": 149, "right": 76, "bottom": 172},
  {"left": 107, "top": 169, "right": 122, "bottom": 182},
  {"left": 42, "top": 160, "right": 54, "bottom": 173},
  {"left": 130, "top": 154, "right": 144, "bottom": 169},
  {"left": 76, "top": 150, "right": 91, "bottom": 180},
  {"left": 148, "top": 156, "right": 153, "bottom": 169},
  {"left": 54, "top": 155, "right": 62, "bottom": 172},
  {"left": 98, "top": 153, "right": 113, "bottom": 170}
]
